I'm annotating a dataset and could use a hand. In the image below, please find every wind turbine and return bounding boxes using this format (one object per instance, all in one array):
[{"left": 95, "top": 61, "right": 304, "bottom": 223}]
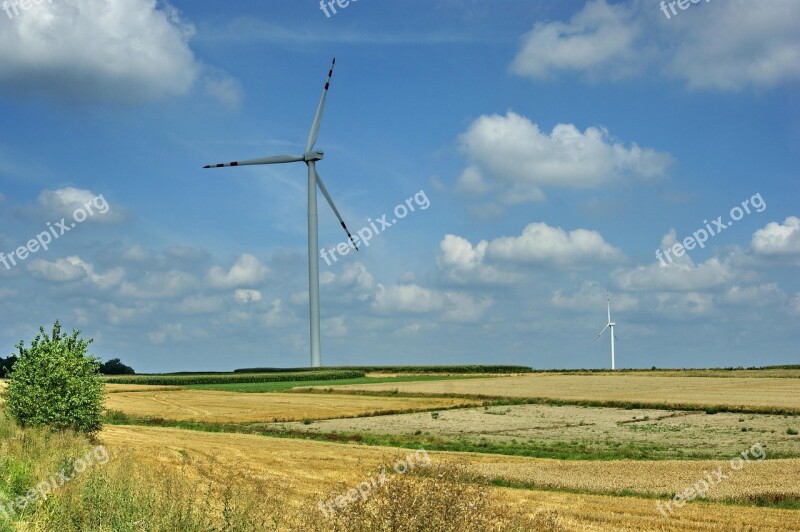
[
  {"left": 595, "top": 293, "right": 616, "bottom": 370},
  {"left": 203, "top": 58, "right": 358, "bottom": 368}
]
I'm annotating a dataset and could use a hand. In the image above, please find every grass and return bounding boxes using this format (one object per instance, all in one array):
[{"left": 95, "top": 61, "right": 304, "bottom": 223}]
[
  {"left": 102, "top": 411, "right": 800, "bottom": 461},
  {"left": 185, "top": 375, "right": 477, "bottom": 393}
]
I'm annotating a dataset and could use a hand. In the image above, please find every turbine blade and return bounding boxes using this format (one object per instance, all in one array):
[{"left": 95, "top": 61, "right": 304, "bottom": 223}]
[
  {"left": 594, "top": 324, "right": 609, "bottom": 341},
  {"left": 305, "top": 58, "right": 336, "bottom": 154},
  {"left": 204, "top": 154, "right": 304, "bottom": 168},
  {"left": 314, "top": 168, "right": 358, "bottom": 251}
]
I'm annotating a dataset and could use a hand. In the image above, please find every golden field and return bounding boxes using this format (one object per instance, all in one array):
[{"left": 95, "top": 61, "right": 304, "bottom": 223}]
[
  {"left": 104, "top": 389, "right": 479, "bottom": 422},
  {"left": 325, "top": 373, "right": 800, "bottom": 411},
  {"left": 100, "top": 424, "right": 800, "bottom": 530}
]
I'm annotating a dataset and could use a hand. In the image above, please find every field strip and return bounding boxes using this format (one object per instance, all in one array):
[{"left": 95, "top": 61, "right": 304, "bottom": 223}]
[
  {"left": 104, "top": 390, "right": 480, "bottom": 422},
  {"left": 309, "top": 374, "right": 800, "bottom": 413},
  {"left": 100, "top": 424, "right": 800, "bottom": 506}
]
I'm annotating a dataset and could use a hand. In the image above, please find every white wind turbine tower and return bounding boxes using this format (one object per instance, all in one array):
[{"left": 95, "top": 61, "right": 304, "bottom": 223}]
[
  {"left": 203, "top": 58, "right": 358, "bottom": 368},
  {"left": 595, "top": 293, "right": 617, "bottom": 370}
]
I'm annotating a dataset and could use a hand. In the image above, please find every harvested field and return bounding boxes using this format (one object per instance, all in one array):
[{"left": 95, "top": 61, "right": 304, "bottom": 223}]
[
  {"left": 279, "top": 403, "right": 800, "bottom": 459},
  {"left": 100, "top": 424, "right": 800, "bottom": 530},
  {"left": 104, "top": 390, "right": 479, "bottom": 423},
  {"left": 322, "top": 374, "right": 800, "bottom": 412}
]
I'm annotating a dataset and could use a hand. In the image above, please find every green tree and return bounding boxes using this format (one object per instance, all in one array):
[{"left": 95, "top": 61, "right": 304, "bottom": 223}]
[{"left": 4, "top": 321, "right": 105, "bottom": 434}]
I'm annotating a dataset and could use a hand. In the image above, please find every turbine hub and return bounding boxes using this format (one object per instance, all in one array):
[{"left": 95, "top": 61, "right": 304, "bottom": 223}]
[{"left": 304, "top": 151, "right": 324, "bottom": 162}]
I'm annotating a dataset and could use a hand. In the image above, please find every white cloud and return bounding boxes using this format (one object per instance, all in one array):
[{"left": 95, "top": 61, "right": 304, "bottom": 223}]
[
  {"left": 103, "top": 302, "right": 152, "bottom": 325},
  {"left": 37, "top": 187, "right": 123, "bottom": 223},
  {"left": 204, "top": 74, "right": 244, "bottom": 110},
  {"left": 207, "top": 254, "right": 269, "bottom": 289},
  {"left": 721, "top": 284, "right": 784, "bottom": 307},
  {"left": 262, "top": 299, "right": 297, "bottom": 327},
  {"left": 175, "top": 295, "right": 224, "bottom": 314},
  {"left": 456, "top": 112, "right": 671, "bottom": 205},
  {"left": 655, "top": 291, "right": 714, "bottom": 317},
  {"left": 234, "top": 289, "right": 262, "bottom": 304},
  {"left": 751, "top": 216, "right": 800, "bottom": 256},
  {"left": 664, "top": 0, "right": 800, "bottom": 91},
  {"left": 322, "top": 316, "right": 348, "bottom": 338},
  {"left": 791, "top": 293, "right": 800, "bottom": 315},
  {"left": 487, "top": 223, "right": 624, "bottom": 267},
  {"left": 437, "top": 234, "right": 518, "bottom": 285},
  {"left": 28, "top": 256, "right": 123, "bottom": 288},
  {"left": 511, "top": 0, "right": 800, "bottom": 91},
  {"left": 511, "top": 0, "right": 642, "bottom": 80},
  {"left": 611, "top": 230, "right": 733, "bottom": 291},
  {"left": 148, "top": 323, "right": 185, "bottom": 344},
  {"left": 552, "top": 281, "right": 638, "bottom": 311},
  {"left": 120, "top": 270, "right": 195, "bottom": 298},
  {"left": 373, "top": 283, "right": 491, "bottom": 323},
  {"left": 0, "top": 0, "right": 202, "bottom": 103}
]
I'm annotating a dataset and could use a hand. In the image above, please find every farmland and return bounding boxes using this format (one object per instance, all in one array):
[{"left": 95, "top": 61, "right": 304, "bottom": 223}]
[
  {"left": 321, "top": 372, "right": 800, "bottom": 413},
  {"left": 104, "top": 389, "right": 481, "bottom": 423},
  {"left": 3, "top": 368, "right": 799, "bottom": 530}
]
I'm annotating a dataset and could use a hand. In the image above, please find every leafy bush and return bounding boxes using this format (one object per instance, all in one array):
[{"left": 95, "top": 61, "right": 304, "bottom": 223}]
[{"left": 3, "top": 321, "right": 104, "bottom": 434}]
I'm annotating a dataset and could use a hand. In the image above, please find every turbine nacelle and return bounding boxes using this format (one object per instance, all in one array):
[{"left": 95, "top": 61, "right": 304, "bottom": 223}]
[{"left": 304, "top": 151, "right": 325, "bottom": 162}]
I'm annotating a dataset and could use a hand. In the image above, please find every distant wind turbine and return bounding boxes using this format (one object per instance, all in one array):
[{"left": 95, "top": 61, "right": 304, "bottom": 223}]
[
  {"left": 203, "top": 58, "right": 358, "bottom": 368},
  {"left": 595, "top": 293, "right": 617, "bottom": 370}
]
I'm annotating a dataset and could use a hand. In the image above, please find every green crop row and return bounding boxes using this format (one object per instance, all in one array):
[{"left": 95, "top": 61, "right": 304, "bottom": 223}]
[
  {"left": 233, "top": 365, "right": 533, "bottom": 374},
  {"left": 104, "top": 370, "right": 365, "bottom": 386}
]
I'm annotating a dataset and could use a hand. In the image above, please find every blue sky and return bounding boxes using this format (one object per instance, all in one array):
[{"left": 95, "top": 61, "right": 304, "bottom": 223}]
[{"left": 0, "top": 0, "right": 798, "bottom": 372}]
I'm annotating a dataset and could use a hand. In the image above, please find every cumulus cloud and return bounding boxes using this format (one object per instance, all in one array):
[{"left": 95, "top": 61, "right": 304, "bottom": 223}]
[
  {"left": 234, "top": 289, "right": 262, "bottom": 304},
  {"left": 456, "top": 112, "right": 671, "bottom": 206},
  {"left": 511, "top": 0, "right": 800, "bottom": 91},
  {"left": 437, "top": 235, "right": 517, "bottom": 285},
  {"left": 511, "top": 0, "right": 642, "bottom": 80},
  {"left": 438, "top": 223, "right": 623, "bottom": 283},
  {"left": 37, "top": 187, "right": 124, "bottom": 223},
  {"left": 655, "top": 291, "right": 714, "bottom": 317},
  {"left": 751, "top": 216, "right": 800, "bottom": 256},
  {"left": 552, "top": 281, "right": 638, "bottom": 311},
  {"left": 720, "top": 284, "right": 784, "bottom": 307},
  {"left": 0, "top": 0, "right": 205, "bottom": 103},
  {"left": 120, "top": 270, "right": 195, "bottom": 298},
  {"left": 489, "top": 223, "right": 624, "bottom": 266},
  {"left": 207, "top": 254, "right": 269, "bottom": 289},
  {"left": 28, "top": 255, "right": 123, "bottom": 288},
  {"left": 611, "top": 230, "right": 733, "bottom": 291},
  {"left": 373, "top": 283, "right": 491, "bottom": 323}
]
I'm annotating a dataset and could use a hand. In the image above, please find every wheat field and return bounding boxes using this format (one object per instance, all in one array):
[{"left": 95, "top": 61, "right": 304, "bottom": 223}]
[
  {"left": 99, "top": 424, "right": 800, "bottom": 530},
  {"left": 325, "top": 373, "right": 800, "bottom": 411},
  {"left": 104, "top": 389, "right": 479, "bottom": 422}
]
